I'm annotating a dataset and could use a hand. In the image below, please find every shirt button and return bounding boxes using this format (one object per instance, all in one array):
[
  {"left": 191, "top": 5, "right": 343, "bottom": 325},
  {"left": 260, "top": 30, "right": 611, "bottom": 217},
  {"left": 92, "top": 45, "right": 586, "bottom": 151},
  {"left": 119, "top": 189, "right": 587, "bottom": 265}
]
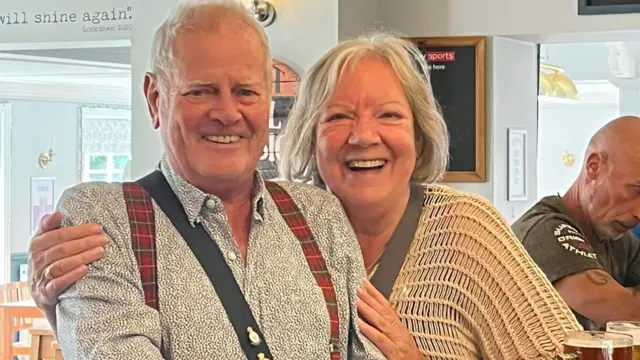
[
  {"left": 227, "top": 251, "right": 237, "bottom": 261},
  {"left": 205, "top": 198, "right": 216, "bottom": 209},
  {"left": 194, "top": 216, "right": 202, "bottom": 224}
]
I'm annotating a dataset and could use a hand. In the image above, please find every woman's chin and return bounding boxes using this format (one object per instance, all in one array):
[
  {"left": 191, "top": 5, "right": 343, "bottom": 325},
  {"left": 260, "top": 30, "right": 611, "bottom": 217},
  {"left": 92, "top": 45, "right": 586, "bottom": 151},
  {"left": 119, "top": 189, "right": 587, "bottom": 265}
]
[{"left": 338, "top": 189, "right": 388, "bottom": 209}]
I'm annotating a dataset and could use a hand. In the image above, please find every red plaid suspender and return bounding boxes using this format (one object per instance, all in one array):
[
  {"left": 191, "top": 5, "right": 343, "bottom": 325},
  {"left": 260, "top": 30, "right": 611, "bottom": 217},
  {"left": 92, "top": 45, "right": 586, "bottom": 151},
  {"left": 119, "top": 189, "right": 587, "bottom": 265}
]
[
  {"left": 264, "top": 181, "right": 342, "bottom": 360},
  {"left": 122, "top": 181, "right": 341, "bottom": 359},
  {"left": 123, "top": 182, "right": 160, "bottom": 310}
]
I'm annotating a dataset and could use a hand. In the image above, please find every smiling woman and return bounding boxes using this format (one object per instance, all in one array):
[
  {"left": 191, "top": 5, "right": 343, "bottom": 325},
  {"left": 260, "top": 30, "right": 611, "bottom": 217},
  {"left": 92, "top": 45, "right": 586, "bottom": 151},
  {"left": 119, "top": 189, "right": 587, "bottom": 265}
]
[{"left": 280, "top": 32, "right": 582, "bottom": 359}]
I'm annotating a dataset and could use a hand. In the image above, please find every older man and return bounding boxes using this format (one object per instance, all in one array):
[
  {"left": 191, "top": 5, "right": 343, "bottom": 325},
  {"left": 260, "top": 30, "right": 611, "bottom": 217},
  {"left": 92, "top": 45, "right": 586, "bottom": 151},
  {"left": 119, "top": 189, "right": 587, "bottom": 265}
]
[
  {"left": 29, "top": 1, "right": 384, "bottom": 359},
  {"left": 512, "top": 115, "right": 640, "bottom": 331}
]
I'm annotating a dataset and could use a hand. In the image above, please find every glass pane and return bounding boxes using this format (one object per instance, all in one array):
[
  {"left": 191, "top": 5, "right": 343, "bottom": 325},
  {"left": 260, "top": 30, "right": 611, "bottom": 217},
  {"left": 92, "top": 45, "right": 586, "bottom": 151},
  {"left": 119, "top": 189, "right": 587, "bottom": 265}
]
[
  {"left": 112, "top": 172, "right": 123, "bottom": 182},
  {"left": 89, "top": 155, "right": 108, "bottom": 170},
  {"left": 89, "top": 173, "right": 108, "bottom": 182},
  {"left": 113, "top": 155, "right": 130, "bottom": 170}
]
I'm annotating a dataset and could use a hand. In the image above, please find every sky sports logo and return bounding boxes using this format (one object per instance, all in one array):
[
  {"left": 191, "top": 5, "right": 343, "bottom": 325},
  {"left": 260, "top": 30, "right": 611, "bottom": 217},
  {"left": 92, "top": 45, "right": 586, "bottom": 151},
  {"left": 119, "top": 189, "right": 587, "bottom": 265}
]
[{"left": 427, "top": 51, "right": 456, "bottom": 62}]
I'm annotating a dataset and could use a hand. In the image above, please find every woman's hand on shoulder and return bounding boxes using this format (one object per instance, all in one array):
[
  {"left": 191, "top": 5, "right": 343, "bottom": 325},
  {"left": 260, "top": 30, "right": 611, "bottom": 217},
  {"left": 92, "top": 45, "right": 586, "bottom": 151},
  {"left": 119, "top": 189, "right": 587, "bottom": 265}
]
[{"left": 357, "top": 280, "right": 427, "bottom": 360}]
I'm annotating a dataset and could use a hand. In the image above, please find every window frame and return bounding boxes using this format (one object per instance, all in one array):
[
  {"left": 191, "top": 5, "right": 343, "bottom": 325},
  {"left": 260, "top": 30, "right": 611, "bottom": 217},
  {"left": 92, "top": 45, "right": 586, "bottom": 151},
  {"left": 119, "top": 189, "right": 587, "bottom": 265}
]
[{"left": 82, "top": 153, "right": 129, "bottom": 183}]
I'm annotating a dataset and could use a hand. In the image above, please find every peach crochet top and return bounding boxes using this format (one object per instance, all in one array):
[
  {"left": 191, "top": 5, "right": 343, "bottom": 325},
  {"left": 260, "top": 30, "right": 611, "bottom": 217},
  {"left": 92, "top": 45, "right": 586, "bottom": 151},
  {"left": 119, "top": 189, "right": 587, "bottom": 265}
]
[{"left": 374, "top": 184, "right": 581, "bottom": 359}]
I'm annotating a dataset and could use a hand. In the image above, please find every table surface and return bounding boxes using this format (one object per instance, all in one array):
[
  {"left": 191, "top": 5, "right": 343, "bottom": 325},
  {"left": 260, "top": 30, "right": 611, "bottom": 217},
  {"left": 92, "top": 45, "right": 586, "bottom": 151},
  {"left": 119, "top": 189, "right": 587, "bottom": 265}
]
[{"left": 0, "top": 300, "right": 37, "bottom": 308}]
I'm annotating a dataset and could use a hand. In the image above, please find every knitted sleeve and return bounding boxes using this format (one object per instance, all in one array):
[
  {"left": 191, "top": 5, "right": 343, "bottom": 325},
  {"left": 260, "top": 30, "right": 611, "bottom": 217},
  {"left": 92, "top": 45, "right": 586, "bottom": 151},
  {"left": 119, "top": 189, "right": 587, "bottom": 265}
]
[{"left": 391, "top": 185, "right": 582, "bottom": 360}]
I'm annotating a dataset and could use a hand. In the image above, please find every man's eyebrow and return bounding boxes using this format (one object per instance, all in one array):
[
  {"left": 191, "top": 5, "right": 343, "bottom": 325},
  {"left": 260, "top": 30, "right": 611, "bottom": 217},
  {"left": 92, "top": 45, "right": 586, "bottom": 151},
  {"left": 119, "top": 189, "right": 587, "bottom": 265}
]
[
  {"left": 183, "top": 81, "right": 262, "bottom": 88},
  {"left": 236, "top": 81, "right": 262, "bottom": 88},
  {"left": 186, "top": 80, "right": 216, "bottom": 87}
]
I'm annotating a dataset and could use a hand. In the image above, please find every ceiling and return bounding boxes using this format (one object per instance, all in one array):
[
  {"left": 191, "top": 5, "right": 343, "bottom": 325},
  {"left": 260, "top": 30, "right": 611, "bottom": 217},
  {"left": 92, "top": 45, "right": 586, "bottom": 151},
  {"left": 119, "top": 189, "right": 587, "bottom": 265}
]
[
  {"left": 0, "top": 47, "right": 130, "bottom": 65},
  {"left": 543, "top": 41, "right": 640, "bottom": 81},
  {"left": 0, "top": 47, "right": 131, "bottom": 89}
]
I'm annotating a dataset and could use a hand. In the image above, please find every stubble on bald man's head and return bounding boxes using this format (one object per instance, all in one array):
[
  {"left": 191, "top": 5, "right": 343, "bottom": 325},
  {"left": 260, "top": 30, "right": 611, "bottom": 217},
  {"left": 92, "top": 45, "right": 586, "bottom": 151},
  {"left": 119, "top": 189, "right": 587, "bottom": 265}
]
[{"left": 586, "top": 115, "right": 640, "bottom": 171}]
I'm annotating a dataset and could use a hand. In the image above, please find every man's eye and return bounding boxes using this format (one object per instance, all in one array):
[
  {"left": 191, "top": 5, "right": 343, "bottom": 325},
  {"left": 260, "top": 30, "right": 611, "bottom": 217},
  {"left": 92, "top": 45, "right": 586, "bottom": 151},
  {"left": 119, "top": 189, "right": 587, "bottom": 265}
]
[
  {"left": 186, "top": 90, "right": 205, "bottom": 96},
  {"left": 238, "top": 89, "right": 257, "bottom": 96}
]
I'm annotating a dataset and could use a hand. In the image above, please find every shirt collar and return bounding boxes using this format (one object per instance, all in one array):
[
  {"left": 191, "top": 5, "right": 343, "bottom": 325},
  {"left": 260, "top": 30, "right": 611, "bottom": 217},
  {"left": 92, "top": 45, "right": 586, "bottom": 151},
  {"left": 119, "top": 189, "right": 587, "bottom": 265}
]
[{"left": 159, "top": 156, "right": 267, "bottom": 226}]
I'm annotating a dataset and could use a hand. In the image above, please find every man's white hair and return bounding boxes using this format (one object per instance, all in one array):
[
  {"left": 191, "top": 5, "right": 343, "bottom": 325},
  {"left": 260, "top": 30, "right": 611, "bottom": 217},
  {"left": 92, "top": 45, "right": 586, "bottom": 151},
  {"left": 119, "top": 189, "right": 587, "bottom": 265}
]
[{"left": 150, "top": 0, "right": 272, "bottom": 89}]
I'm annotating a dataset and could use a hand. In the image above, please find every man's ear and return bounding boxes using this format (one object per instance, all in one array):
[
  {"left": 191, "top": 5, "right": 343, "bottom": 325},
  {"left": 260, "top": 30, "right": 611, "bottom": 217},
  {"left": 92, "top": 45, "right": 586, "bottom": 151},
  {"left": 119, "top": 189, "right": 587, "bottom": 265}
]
[
  {"left": 144, "top": 72, "right": 161, "bottom": 129},
  {"left": 585, "top": 151, "right": 606, "bottom": 181}
]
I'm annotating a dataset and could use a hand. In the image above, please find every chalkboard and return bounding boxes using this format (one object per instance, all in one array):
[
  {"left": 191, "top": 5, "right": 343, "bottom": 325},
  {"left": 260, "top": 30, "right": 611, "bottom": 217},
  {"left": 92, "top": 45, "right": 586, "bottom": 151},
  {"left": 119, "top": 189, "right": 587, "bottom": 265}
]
[
  {"left": 409, "top": 36, "right": 486, "bottom": 182},
  {"left": 578, "top": 0, "right": 640, "bottom": 14}
]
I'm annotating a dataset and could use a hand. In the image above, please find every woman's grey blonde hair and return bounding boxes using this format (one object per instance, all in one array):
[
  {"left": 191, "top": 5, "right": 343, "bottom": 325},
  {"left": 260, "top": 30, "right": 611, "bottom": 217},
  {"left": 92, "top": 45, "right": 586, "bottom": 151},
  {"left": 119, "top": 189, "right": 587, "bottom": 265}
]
[{"left": 279, "top": 32, "right": 449, "bottom": 185}]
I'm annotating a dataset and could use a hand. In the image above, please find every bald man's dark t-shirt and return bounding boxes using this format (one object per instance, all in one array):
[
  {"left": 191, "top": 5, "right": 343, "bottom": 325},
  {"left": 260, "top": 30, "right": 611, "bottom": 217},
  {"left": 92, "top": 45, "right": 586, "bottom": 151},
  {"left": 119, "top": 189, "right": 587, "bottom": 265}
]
[{"left": 511, "top": 195, "right": 640, "bottom": 330}]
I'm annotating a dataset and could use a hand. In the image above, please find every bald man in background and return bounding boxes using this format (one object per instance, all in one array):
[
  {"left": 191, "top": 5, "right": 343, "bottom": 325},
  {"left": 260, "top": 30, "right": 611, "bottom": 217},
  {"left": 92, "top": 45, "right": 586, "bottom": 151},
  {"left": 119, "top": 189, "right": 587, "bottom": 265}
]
[{"left": 512, "top": 116, "right": 640, "bottom": 331}]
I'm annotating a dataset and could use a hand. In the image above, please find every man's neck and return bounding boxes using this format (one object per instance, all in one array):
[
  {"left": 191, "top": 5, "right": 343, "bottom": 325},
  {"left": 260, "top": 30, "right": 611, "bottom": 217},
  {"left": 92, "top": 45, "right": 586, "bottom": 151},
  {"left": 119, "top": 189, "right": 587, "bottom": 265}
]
[
  {"left": 341, "top": 186, "right": 411, "bottom": 270},
  {"left": 224, "top": 200, "right": 254, "bottom": 261},
  {"left": 562, "top": 183, "right": 598, "bottom": 242},
  {"left": 198, "top": 176, "right": 255, "bottom": 206},
  {"left": 168, "top": 159, "right": 257, "bottom": 260},
  {"left": 166, "top": 156, "right": 256, "bottom": 205}
]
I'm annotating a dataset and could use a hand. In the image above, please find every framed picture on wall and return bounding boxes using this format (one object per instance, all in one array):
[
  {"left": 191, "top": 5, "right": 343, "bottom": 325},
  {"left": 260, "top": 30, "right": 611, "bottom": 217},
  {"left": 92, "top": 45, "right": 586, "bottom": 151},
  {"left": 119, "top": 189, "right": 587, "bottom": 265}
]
[
  {"left": 507, "top": 129, "right": 527, "bottom": 201},
  {"left": 578, "top": 0, "right": 640, "bottom": 15},
  {"left": 408, "top": 36, "right": 486, "bottom": 182},
  {"left": 30, "top": 177, "right": 55, "bottom": 235}
]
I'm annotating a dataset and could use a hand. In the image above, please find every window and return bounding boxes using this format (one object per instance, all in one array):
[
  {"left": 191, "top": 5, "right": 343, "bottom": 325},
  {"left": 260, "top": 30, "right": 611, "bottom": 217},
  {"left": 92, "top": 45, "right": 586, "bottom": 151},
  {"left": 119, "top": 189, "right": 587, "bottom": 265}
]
[
  {"left": 79, "top": 106, "right": 131, "bottom": 182},
  {"left": 83, "top": 153, "right": 130, "bottom": 183}
]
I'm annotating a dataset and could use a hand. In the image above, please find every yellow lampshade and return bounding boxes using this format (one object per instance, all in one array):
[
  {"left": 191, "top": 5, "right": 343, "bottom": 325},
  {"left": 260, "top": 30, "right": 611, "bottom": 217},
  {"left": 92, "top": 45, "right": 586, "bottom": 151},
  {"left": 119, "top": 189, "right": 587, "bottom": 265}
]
[{"left": 539, "top": 63, "right": 579, "bottom": 101}]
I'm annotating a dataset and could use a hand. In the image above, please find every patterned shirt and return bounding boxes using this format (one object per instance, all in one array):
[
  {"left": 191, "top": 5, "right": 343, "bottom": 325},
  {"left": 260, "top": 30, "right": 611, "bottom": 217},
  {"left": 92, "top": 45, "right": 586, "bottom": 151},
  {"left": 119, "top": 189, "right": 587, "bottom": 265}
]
[{"left": 55, "top": 158, "right": 384, "bottom": 360}]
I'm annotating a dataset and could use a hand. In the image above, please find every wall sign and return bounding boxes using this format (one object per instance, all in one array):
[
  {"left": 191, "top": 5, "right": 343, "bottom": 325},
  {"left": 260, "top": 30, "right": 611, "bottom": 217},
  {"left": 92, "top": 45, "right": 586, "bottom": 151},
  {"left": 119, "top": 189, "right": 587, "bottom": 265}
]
[
  {"left": 0, "top": 0, "right": 133, "bottom": 43},
  {"left": 30, "top": 177, "right": 55, "bottom": 235},
  {"left": 257, "top": 59, "right": 299, "bottom": 180},
  {"left": 409, "top": 36, "right": 486, "bottom": 182},
  {"left": 578, "top": 0, "right": 640, "bottom": 15},
  {"left": 507, "top": 128, "right": 527, "bottom": 201}
]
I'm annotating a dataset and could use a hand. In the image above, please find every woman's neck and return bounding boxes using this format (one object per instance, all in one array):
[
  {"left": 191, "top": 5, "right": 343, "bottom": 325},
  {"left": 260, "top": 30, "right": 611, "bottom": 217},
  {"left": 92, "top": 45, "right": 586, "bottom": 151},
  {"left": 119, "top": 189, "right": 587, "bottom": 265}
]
[{"left": 342, "top": 185, "right": 411, "bottom": 271}]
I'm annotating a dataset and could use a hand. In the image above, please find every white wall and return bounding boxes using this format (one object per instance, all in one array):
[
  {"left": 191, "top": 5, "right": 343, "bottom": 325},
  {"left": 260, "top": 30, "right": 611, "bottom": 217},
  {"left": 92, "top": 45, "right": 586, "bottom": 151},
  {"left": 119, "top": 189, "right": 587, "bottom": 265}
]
[
  {"left": 376, "top": 0, "right": 640, "bottom": 38},
  {"left": 0, "top": 104, "right": 10, "bottom": 283},
  {"left": 338, "top": 0, "right": 379, "bottom": 40},
  {"left": 488, "top": 37, "right": 539, "bottom": 223},
  {"left": 8, "top": 100, "right": 80, "bottom": 254}
]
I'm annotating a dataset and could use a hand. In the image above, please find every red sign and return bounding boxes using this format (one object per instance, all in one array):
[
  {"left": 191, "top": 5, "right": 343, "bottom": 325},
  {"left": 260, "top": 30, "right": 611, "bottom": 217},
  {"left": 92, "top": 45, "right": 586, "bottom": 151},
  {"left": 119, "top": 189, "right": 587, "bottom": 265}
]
[{"left": 427, "top": 51, "right": 456, "bottom": 62}]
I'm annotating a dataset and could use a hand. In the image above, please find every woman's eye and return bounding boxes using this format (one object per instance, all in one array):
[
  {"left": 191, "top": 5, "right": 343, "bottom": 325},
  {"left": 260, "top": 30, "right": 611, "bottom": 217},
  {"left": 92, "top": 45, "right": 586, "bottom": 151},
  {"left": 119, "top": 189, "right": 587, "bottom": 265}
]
[
  {"left": 326, "top": 113, "right": 348, "bottom": 122},
  {"left": 381, "top": 112, "right": 401, "bottom": 119}
]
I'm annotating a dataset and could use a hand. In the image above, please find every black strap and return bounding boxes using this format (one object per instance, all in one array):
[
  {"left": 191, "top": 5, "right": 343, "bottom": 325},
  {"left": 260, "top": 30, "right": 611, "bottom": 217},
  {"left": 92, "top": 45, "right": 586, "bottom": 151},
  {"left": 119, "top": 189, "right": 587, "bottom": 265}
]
[
  {"left": 136, "top": 170, "right": 272, "bottom": 360},
  {"left": 369, "top": 182, "right": 425, "bottom": 299}
]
